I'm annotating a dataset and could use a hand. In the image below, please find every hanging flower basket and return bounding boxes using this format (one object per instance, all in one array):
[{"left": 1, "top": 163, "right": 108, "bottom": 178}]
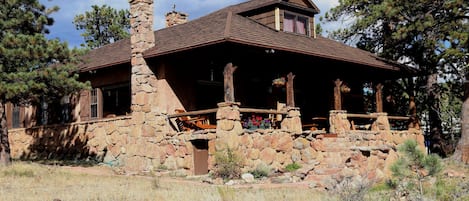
[
  {"left": 340, "top": 84, "right": 351, "bottom": 93},
  {"left": 272, "top": 77, "right": 286, "bottom": 87}
]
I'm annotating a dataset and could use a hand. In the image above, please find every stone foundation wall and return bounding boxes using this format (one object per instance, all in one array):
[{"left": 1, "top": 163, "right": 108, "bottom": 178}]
[
  {"left": 216, "top": 128, "right": 424, "bottom": 188},
  {"left": 8, "top": 116, "right": 200, "bottom": 175},
  {"left": 8, "top": 114, "right": 424, "bottom": 188}
]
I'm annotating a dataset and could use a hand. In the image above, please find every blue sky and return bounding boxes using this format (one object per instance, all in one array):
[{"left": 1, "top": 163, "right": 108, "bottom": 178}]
[{"left": 39, "top": 0, "right": 339, "bottom": 48}]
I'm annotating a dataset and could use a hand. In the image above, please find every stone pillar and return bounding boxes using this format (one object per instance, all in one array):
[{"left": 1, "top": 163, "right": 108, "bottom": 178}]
[
  {"left": 215, "top": 102, "right": 243, "bottom": 150},
  {"left": 129, "top": 0, "right": 160, "bottom": 125},
  {"left": 329, "top": 110, "right": 350, "bottom": 136},
  {"left": 371, "top": 112, "right": 390, "bottom": 131},
  {"left": 280, "top": 107, "right": 302, "bottom": 133}
]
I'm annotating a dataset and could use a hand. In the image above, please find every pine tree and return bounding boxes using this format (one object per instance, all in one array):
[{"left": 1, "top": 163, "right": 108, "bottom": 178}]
[
  {"left": 324, "top": 0, "right": 468, "bottom": 158},
  {"left": 0, "top": 0, "right": 89, "bottom": 166},
  {"left": 73, "top": 5, "right": 130, "bottom": 49}
]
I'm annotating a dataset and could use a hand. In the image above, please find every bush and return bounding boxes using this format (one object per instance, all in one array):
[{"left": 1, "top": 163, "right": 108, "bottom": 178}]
[
  {"left": 333, "top": 177, "right": 372, "bottom": 201},
  {"left": 213, "top": 147, "right": 243, "bottom": 180},
  {"left": 389, "top": 139, "right": 443, "bottom": 200},
  {"left": 249, "top": 164, "right": 271, "bottom": 179},
  {"left": 284, "top": 162, "right": 301, "bottom": 172}
]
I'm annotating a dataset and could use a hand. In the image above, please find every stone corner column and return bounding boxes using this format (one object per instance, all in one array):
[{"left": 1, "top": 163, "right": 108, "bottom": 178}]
[
  {"left": 371, "top": 112, "right": 390, "bottom": 131},
  {"left": 215, "top": 102, "right": 242, "bottom": 150},
  {"left": 129, "top": 0, "right": 157, "bottom": 119},
  {"left": 280, "top": 106, "right": 302, "bottom": 133},
  {"left": 329, "top": 110, "right": 350, "bottom": 136}
]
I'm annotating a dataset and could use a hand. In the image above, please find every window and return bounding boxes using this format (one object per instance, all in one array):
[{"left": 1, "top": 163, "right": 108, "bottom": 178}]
[
  {"left": 12, "top": 105, "right": 20, "bottom": 128},
  {"left": 90, "top": 88, "right": 99, "bottom": 119},
  {"left": 87, "top": 84, "right": 129, "bottom": 120},
  {"left": 102, "top": 84, "right": 131, "bottom": 117},
  {"left": 60, "top": 95, "right": 71, "bottom": 123},
  {"left": 283, "top": 12, "right": 309, "bottom": 35},
  {"left": 39, "top": 99, "right": 48, "bottom": 125}
]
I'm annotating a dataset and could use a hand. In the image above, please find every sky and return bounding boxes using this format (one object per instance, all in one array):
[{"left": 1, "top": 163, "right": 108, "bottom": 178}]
[{"left": 39, "top": 0, "right": 339, "bottom": 48}]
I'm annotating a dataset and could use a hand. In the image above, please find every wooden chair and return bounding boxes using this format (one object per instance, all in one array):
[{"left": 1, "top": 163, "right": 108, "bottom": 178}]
[{"left": 174, "top": 109, "right": 216, "bottom": 131}]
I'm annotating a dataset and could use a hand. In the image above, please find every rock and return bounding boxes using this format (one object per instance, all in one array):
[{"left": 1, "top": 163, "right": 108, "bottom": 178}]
[{"left": 241, "top": 173, "right": 255, "bottom": 183}]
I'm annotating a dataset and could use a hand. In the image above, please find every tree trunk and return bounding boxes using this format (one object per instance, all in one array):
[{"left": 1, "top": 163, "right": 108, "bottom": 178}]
[
  {"left": 453, "top": 78, "right": 469, "bottom": 163},
  {"left": 427, "top": 73, "right": 446, "bottom": 157},
  {"left": 0, "top": 100, "right": 12, "bottom": 166}
]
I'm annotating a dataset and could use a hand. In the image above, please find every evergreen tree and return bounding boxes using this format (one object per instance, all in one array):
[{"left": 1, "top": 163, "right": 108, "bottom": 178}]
[
  {"left": 0, "top": 0, "right": 89, "bottom": 166},
  {"left": 324, "top": 0, "right": 468, "bottom": 158},
  {"left": 390, "top": 139, "right": 443, "bottom": 200},
  {"left": 73, "top": 5, "right": 130, "bottom": 49}
]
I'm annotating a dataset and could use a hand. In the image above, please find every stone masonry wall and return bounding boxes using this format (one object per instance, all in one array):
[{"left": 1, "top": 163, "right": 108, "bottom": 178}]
[
  {"left": 8, "top": 116, "right": 198, "bottom": 175},
  {"left": 9, "top": 119, "right": 424, "bottom": 188}
]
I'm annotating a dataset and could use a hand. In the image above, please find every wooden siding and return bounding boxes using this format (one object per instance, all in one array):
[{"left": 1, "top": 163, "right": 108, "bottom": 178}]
[
  {"left": 289, "top": 0, "right": 311, "bottom": 8},
  {"left": 248, "top": 10, "right": 276, "bottom": 30}
]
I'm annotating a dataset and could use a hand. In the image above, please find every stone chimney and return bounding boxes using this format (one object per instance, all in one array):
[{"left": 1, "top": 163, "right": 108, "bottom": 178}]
[
  {"left": 128, "top": 0, "right": 158, "bottom": 118},
  {"left": 165, "top": 7, "right": 188, "bottom": 27}
]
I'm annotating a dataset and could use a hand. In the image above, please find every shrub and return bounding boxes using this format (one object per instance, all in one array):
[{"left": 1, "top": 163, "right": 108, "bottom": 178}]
[
  {"left": 389, "top": 139, "right": 443, "bottom": 200},
  {"left": 333, "top": 177, "right": 373, "bottom": 201},
  {"left": 284, "top": 162, "right": 301, "bottom": 172},
  {"left": 213, "top": 147, "right": 243, "bottom": 180},
  {"left": 249, "top": 164, "right": 271, "bottom": 179}
]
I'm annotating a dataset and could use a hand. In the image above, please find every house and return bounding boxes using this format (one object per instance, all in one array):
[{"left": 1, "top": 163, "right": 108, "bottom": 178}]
[{"left": 7, "top": 0, "right": 424, "bottom": 186}]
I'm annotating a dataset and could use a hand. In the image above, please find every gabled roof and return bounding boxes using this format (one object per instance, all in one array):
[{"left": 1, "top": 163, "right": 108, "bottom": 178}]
[{"left": 77, "top": 0, "right": 404, "bottom": 73}]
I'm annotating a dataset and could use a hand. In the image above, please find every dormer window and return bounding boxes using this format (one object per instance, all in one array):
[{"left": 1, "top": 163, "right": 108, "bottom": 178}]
[{"left": 283, "top": 12, "right": 309, "bottom": 35}]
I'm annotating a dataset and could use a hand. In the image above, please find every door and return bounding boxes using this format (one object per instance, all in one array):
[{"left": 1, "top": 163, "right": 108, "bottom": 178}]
[{"left": 192, "top": 139, "right": 209, "bottom": 175}]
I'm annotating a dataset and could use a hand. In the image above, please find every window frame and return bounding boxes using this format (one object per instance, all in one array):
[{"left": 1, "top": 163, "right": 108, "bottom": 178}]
[
  {"left": 90, "top": 88, "right": 102, "bottom": 119},
  {"left": 12, "top": 104, "right": 20, "bottom": 128},
  {"left": 283, "top": 11, "right": 310, "bottom": 36}
]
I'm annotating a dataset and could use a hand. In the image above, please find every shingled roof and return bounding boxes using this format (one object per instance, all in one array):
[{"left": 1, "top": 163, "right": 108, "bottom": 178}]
[{"left": 77, "top": 0, "right": 405, "bottom": 72}]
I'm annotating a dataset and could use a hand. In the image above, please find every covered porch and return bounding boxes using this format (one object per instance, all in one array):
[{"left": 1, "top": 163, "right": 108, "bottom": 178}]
[{"left": 166, "top": 60, "right": 419, "bottom": 134}]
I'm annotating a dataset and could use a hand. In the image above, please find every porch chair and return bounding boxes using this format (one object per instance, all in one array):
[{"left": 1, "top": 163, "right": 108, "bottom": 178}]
[{"left": 174, "top": 109, "right": 216, "bottom": 131}]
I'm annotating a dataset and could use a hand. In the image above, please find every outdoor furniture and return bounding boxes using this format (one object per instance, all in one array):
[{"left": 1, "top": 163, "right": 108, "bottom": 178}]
[{"left": 174, "top": 109, "right": 216, "bottom": 131}]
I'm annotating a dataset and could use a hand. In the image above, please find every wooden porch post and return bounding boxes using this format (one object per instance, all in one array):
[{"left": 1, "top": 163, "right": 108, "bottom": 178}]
[
  {"left": 334, "top": 79, "right": 342, "bottom": 110},
  {"left": 286, "top": 72, "right": 295, "bottom": 107},
  {"left": 280, "top": 72, "right": 302, "bottom": 133},
  {"left": 409, "top": 96, "right": 417, "bottom": 117},
  {"left": 375, "top": 83, "right": 383, "bottom": 113},
  {"left": 223, "top": 63, "right": 237, "bottom": 102}
]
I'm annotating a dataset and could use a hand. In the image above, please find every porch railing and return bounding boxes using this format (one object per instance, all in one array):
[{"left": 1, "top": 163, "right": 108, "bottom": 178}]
[
  {"left": 346, "top": 113, "right": 412, "bottom": 131},
  {"left": 167, "top": 107, "right": 288, "bottom": 131},
  {"left": 168, "top": 108, "right": 416, "bottom": 133}
]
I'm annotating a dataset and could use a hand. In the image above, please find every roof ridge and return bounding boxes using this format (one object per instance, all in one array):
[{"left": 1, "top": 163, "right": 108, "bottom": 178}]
[{"left": 224, "top": 11, "right": 233, "bottom": 39}]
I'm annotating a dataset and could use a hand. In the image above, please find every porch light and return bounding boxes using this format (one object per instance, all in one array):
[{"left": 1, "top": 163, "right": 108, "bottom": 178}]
[{"left": 265, "top": 49, "right": 275, "bottom": 54}]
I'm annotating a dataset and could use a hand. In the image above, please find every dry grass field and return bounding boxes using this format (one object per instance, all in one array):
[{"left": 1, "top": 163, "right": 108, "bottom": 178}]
[
  {"left": 1, "top": 159, "right": 469, "bottom": 201},
  {"left": 0, "top": 161, "right": 331, "bottom": 201}
]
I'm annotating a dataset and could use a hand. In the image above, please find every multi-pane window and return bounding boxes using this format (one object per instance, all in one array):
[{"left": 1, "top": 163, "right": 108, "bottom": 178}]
[
  {"left": 12, "top": 104, "right": 20, "bottom": 128},
  {"left": 283, "top": 12, "right": 308, "bottom": 35},
  {"left": 87, "top": 84, "right": 130, "bottom": 120},
  {"left": 91, "top": 88, "right": 99, "bottom": 119},
  {"left": 40, "top": 100, "right": 48, "bottom": 125},
  {"left": 60, "top": 95, "right": 71, "bottom": 123},
  {"left": 102, "top": 84, "right": 130, "bottom": 117}
]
